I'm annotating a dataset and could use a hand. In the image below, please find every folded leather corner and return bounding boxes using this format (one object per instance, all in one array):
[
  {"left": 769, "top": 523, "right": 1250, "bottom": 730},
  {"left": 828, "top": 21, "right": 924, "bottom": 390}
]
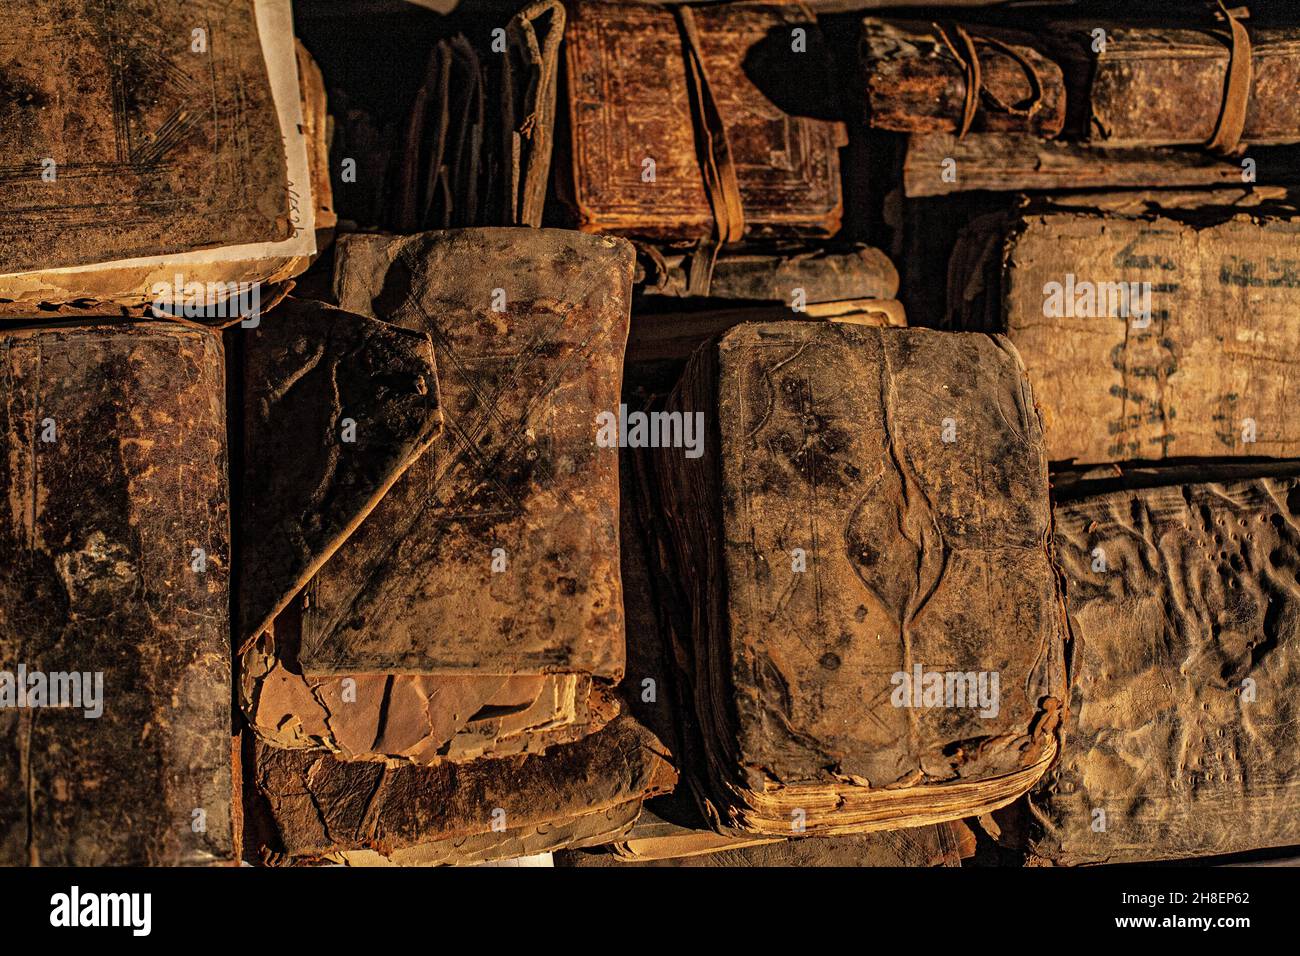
[{"left": 238, "top": 296, "right": 443, "bottom": 644}]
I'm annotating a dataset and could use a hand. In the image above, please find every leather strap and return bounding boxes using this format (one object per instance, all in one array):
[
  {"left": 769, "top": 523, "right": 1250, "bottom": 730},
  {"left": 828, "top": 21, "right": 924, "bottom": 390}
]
[
  {"left": 675, "top": 5, "right": 745, "bottom": 294},
  {"left": 1207, "top": 2, "right": 1252, "bottom": 155},
  {"left": 933, "top": 22, "right": 1045, "bottom": 139}
]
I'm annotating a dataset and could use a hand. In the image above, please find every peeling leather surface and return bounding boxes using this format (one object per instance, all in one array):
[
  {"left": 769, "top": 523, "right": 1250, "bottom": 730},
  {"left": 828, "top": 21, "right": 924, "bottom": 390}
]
[
  {"left": 1029, "top": 477, "right": 1300, "bottom": 865},
  {"left": 0, "top": 0, "right": 289, "bottom": 275},
  {"left": 656, "top": 322, "right": 1064, "bottom": 835},
  {"left": 953, "top": 205, "right": 1300, "bottom": 465},
  {"left": 562, "top": 2, "right": 845, "bottom": 240},
  {"left": 238, "top": 297, "right": 443, "bottom": 643},
  {"left": 0, "top": 322, "right": 231, "bottom": 865},
  {"left": 317, "top": 228, "right": 633, "bottom": 677},
  {"left": 252, "top": 715, "right": 677, "bottom": 865},
  {"left": 241, "top": 597, "right": 614, "bottom": 763}
]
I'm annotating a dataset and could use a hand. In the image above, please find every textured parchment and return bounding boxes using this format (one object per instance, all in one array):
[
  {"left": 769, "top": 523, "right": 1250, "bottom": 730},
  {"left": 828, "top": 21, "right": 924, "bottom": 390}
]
[
  {"left": 951, "top": 204, "right": 1300, "bottom": 465},
  {"left": 0, "top": 323, "right": 230, "bottom": 865},
  {"left": 657, "top": 323, "right": 1064, "bottom": 835},
  {"left": 1030, "top": 477, "right": 1300, "bottom": 865},
  {"left": 239, "top": 298, "right": 443, "bottom": 643},
  {"left": 562, "top": 2, "right": 845, "bottom": 240},
  {"left": 252, "top": 715, "right": 676, "bottom": 865},
  {"left": 0, "top": 0, "right": 290, "bottom": 274},
  {"left": 316, "top": 229, "right": 633, "bottom": 677}
]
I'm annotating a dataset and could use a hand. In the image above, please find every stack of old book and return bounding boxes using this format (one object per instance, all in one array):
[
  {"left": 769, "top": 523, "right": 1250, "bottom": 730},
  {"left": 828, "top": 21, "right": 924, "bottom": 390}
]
[
  {"left": 861, "top": 11, "right": 1300, "bottom": 198},
  {"left": 0, "top": 0, "right": 329, "bottom": 866},
  {"left": 943, "top": 182, "right": 1300, "bottom": 863},
  {"left": 239, "top": 228, "right": 676, "bottom": 865}
]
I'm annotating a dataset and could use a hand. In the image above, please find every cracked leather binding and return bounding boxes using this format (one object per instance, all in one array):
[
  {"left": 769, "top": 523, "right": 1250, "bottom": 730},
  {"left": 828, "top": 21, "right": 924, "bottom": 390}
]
[
  {"left": 251, "top": 715, "right": 677, "bottom": 865},
  {"left": 0, "top": 322, "right": 231, "bottom": 866},
  {"left": 948, "top": 193, "right": 1300, "bottom": 465},
  {"left": 654, "top": 322, "right": 1065, "bottom": 836},
  {"left": 559, "top": 1, "right": 846, "bottom": 241},
  {"left": 1025, "top": 476, "right": 1300, "bottom": 864}
]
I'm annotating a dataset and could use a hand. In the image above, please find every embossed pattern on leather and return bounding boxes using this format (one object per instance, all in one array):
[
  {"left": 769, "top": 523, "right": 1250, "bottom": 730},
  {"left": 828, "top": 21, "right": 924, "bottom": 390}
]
[{"left": 563, "top": 1, "right": 844, "bottom": 240}]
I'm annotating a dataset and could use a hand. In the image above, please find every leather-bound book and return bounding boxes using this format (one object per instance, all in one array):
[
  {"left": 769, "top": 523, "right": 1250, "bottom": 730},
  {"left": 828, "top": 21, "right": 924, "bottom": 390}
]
[
  {"left": 654, "top": 322, "right": 1065, "bottom": 837},
  {"left": 321, "top": 228, "right": 633, "bottom": 677},
  {"left": 861, "top": 19, "right": 1066, "bottom": 138},
  {"left": 1044, "top": 19, "right": 1300, "bottom": 151},
  {"left": 1025, "top": 476, "right": 1300, "bottom": 864},
  {"left": 238, "top": 230, "right": 634, "bottom": 770},
  {"left": 0, "top": 322, "right": 231, "bottom": 865},
  {"left": 560, "top": 1, "right": 846, "bottom": 241},
  {"left": 948, "top": 192, "right": 1300, "bottom": 465},
  {"left": 0, "top": 0, "right": 319, "bottom": 314}
]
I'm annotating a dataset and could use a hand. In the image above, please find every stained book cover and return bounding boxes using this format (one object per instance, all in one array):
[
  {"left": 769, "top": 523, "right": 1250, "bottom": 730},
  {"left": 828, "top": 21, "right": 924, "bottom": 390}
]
[
  {"left": 317, "top": 228, "right": 634, "bottom": 678},
  {"left": 250, "top": 716, "right": 676, "bottom": 865},
  {"left": 561, "top": 1, "right": 845, "bottom": 240},
  {"left": 1045, "top": 23, "right": 1300, "bottom": 148},
  {"left": 0, "top": 323, "right": 231, "bottom": 866},
  {"left": 948, "top": 197, "right": 1300, "bottom": 465},
  {"left": 0, "top": 0, "right": 291, "bottom": 275},
  {"left": 655, "top": 322, "right": 1065, "bottom": 836},
  {"left": 1027, "top": 477, "right": 1300, "bottom": 865}
]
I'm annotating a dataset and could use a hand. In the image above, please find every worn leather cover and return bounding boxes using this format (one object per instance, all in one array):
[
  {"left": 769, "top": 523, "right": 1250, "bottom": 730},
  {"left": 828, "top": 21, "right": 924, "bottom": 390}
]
[
  {"left": 656, "top": 322, "right": 1064, "bottom": 835},
  {"left": 1029, "top": 477, "right": 1300, "bottom": 864},
  {"left": 238, "top": 298, "right": 443, "bottom": 644},
  {"left": 0, "top": 323, "right": 231, "bottom": 865},
  {"left": 0, "top": 0, "right": 318, "bottom": 314},
  {"left": 949, "top": 199, "right": 1300, "bottom": 465},
  {"left": 1046, "top": 24, "right": 1300, "bottom": 148},
  {"left": 318, "top": 228, "right": 633, "bottom": 677},
  {"left": 0, "top": 0, "right": 290, "bottom": 274},
  {"left": 562, "top": 1, "right": 845, "bottom": 240},
  {"left": 251, "top": 715, "right": 677, "bottom": 865},
  {"left": 862, "top": 19, "right": 1065, "bottom": 137}
]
